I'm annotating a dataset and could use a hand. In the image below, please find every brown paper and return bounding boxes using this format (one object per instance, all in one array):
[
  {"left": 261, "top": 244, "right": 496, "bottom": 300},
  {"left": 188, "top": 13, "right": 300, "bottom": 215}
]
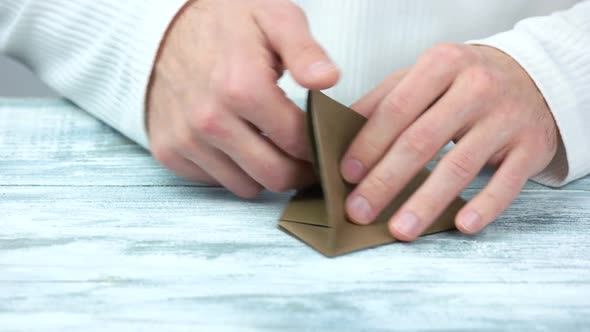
[{"left": 279, "top": 91, "right": 466, "bottom": 256}]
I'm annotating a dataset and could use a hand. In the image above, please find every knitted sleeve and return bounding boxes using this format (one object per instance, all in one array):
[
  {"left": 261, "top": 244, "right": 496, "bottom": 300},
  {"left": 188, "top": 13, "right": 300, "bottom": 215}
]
[{"left": 0, "top": 0, "right": 188, "bottom": 148}]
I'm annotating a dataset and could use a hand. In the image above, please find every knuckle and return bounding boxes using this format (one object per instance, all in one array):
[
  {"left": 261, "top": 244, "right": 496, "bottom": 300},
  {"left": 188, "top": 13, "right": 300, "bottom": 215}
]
[
  {"left": 222, "top": 83, "right": 256, "bottom": 108},
  {"left": 481, "top": 189, "right": 506, "bottom": 214},
  {"left": 414, "top": 191, "right": 441, "bottom": 215},
  {"left": 429, "top": 43, "right": 472, "bottom": 65},
  {"left": 269, "top": 118, "right": 305, "bottom": 158},
  {"left": 213, "top": 73, "right": 258, "bottom": 109},
  {"left": 362, "top": 136, "right": 385, "bottom": 158},
  {"left": 497, "top": 171, "right": 526, "bottom": 194},
  {"left": 151, "top": 144, "right": 176, "bottom": 168},
  {"left": 232, "top": 183, "right": 262, "bottom": 199},
  {"left": 399, "top": 126, "right": 438, "bottom": 157},
  {"left": 265, "top": 178, "right": 292, "bottom": 193},
  {"left": 346, "top": 136, "right": 385, "bottom": 171},
  {"left": 263, "top": 167, "right": 294, "bottom": 193},
  {"left": 281, "top": 134, "right": 305, "bottom": 158},
  {"left": 465, "top": 66, "right": 497, "bottom": 97},
  {"left": 295, "top": 41, "right": 324, "bottom": 61},
  {"left": 492, "top": 105, "right": 513, "bottom": 124},
  {"left": 193, "top": 109, "right": 226, "bottom": 138},
  {"left": 249, "top": 153, "right": 295, "bottom": 193},
  {"left": 381, "top": 93, "right": 411, "bottom": 117},
  {"left": 174, "top": 131, "right": 198, "bottom": 153},
  {"left": 366, "top": 169, "right": 397, "bottom": 195},
  {"left": 485, "top": 103, "right": 516, "bottom": 128},
  {"left": 187, "top": 171, "right": 216, "bottom": 185},
  {"left": 277, "top": 0, "right": 306, "bottom": 20},
  {"left": 442, "top": 150, "right": 479, "bottom": 182},
  {"left": 268, "top": 0, "right": 308, "bottom": 30}
]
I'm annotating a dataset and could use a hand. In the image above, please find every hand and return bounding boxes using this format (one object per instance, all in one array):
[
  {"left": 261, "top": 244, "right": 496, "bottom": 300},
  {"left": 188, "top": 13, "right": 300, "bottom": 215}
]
[
  {"left": 147, "top": 0, "right": 339, "bottom": 198},
  {"left": 340, "top": 43, "right": 558, "bottom": 240}
]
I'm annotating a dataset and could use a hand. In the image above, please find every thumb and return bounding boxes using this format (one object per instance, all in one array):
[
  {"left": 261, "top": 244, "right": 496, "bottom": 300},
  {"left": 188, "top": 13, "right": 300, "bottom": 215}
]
[{"left": 254, "top": 1, "right": 340, "bottom": 90}]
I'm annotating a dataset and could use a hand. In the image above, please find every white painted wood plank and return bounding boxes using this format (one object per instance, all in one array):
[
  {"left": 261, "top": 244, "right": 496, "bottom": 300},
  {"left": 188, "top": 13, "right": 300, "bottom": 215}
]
[
  {"left": 2, "top": 98, "right": 590, "bottom": 331},
  {"left": 1, "top": 98, "right": 589, "bottom": 191},
  {"left": 1, "top": 186, "right": 589, "bottom": 330},
  {"left": 0, "top": 99, "right": 193, "bottom": 186}
]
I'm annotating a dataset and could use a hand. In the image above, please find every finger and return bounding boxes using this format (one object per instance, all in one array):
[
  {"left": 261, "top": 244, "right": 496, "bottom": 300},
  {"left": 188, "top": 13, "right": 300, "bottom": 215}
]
[
  {"left": 345, "top": 74, "right": 485, "bottom": 225},
  {"left": 194, "top": 107, "right": 316, "bottom": 192},
  {"left": 169, "top": 154, "right": 220, "bottom": 185},
  {"left": 388, "top": 124, "right": 509, "bottom": 241},
  {"left": 174, "top": 109, "right": 263, "bottom": 198},
  {"left": 350, "top": 69, "right": 409, "bottom": 118},
  {"left": 341, "top": 44, "right": 476, "bottom": 184},
  {"left": 181, "top": 141, "right": 263, "bottom": 199},
  {"left": 151, "top": 143, "right": 219, "bottom": 185},
  {"left": 254, "top": 0, "right": 340, "bottom": 89},
  {"left": 455, "top": 148, "right": 532, "bottom": 234},
  {"left": 213, "top": 22, "right": 311, "bottom": 162},
  {"left": 147, "top": 90, "right": 218, "bottom": 186},
  {"left": 234, "top": 83, "right": 311, "bottom": 162}
]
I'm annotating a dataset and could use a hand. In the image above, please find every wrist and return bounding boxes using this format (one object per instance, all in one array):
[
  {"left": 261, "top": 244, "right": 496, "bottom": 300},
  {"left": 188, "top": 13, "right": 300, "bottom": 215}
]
[{"left": 145, "top": 0, "right": 196, "bottom": 140}]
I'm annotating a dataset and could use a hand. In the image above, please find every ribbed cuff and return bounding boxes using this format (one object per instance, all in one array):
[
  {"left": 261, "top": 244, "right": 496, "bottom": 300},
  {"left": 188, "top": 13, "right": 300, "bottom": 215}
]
[
  {"left": 468, "top": 29, "right": 588, "bottom": 187},
  {"left": 117, "top": 0, "right": 189, "bottom": 149}
]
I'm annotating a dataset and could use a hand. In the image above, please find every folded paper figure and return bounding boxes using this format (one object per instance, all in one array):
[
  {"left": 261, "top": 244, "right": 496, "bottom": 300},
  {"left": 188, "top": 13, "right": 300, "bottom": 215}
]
[{"left": 278, "top": 91, "right": 466, "bottom": 256}]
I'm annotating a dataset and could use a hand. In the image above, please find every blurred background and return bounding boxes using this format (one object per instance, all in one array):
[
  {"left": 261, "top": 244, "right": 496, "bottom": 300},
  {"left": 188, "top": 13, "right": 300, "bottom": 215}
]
[{"left": 0, "top": 55, "right": 55, "bottom": 97}]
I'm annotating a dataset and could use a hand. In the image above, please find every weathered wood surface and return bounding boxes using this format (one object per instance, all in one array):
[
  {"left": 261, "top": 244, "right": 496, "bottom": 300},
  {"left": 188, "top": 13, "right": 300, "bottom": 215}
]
[{"left": 1, "top": 98, "right": 589, "bottom": 331}]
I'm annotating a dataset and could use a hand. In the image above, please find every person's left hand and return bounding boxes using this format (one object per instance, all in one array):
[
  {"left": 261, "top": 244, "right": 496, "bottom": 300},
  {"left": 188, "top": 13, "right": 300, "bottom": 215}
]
[{"left": 340, "top": 43, "right": 559, "bottom": 241}]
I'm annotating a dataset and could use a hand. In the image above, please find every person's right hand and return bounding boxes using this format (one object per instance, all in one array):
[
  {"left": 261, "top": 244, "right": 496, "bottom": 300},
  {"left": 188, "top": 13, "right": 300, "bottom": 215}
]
[{"left": 147, "top": 0, "right": 340, "bottom": 198}]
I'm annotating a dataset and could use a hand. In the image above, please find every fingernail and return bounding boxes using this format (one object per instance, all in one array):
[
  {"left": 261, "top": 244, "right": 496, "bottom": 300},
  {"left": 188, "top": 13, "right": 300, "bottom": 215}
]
[
  {"left": 342, "top": 159, "right": 365, "bottom": 183},
  {"left": 307, "top": 61, "right": 338, "bottom": 78},
  {"left": 460, "top": 210, "right": 482, "bottom": 232},
  {"left": 393, "top": 211, "right": 421, "bottom": 238},
  {"left": 347, "top": 195, "right": 373, "bottom": 224}
]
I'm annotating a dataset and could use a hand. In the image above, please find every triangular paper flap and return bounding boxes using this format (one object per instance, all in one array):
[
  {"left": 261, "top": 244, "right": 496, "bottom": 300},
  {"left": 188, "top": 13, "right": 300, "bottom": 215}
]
[
  {"left": 307, "top": 90, "right": 366, "bottom": 229},
  {"left": 279, "top": 219, "right": 390, "bottom": 257},
  {"left": 280, "top": 196, "right": 461, "bottom": 256},
  {"left": 279, "top": 91, "right": 466, "bottom": 256},
  {"left": 281, "top": 91, "right": 364, "bottom": 229},
  {"left": 279, "top": 186, "right": 327, "bottom": 227}
]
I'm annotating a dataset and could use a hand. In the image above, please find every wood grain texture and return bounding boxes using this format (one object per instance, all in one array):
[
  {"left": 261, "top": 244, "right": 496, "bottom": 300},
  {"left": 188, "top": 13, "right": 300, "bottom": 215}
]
[
  {"left": 0, "top": 99, "right": 192, "bottom": 187},
  {"left": 1, "top": 99, "right": 589, "bottom": 331}
]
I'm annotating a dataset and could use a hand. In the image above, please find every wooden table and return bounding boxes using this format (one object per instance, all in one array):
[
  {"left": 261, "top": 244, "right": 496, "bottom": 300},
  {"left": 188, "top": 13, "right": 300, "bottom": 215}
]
[{"left": 1, "top": 98, "right": 589, "bottom": 331}]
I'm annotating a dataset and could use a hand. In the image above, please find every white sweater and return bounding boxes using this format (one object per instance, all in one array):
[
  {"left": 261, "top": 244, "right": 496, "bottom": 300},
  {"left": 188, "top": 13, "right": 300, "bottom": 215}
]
[{"left": 1, "top": 0, "right": 589, "bottom": 187}]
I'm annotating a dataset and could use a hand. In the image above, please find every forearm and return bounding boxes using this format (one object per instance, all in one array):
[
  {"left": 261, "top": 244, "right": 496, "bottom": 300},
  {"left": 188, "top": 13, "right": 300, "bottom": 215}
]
[
  {"left": 0, "top": 0, "right": 188, "bottom": 148},
  {"left": 469, "top": 1, "right": 590, "bottom": 187}
]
